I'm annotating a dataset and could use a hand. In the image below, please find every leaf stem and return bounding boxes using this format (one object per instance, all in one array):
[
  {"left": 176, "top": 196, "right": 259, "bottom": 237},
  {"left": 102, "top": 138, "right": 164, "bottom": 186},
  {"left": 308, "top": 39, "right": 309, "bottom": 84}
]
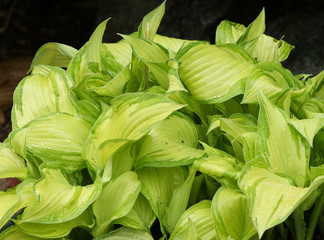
[
  {"left": 293, "top": 207, "right": 306, "bottom": 240},
  {"left": 264, "top": 227, "right": 274, "bottom": 240},
  {"left": 278, "top": 223, "right": 287, "bottom": 240},
  {"left": 306, "top": 186, "right": 324, "bottom": 240}
]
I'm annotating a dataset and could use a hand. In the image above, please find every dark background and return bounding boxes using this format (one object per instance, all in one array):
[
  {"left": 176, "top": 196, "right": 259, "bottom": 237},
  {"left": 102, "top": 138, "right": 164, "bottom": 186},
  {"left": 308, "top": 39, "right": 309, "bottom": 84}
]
[
  {"left": 1, "top": 0, "right": 324, "bottom": 74},
  {"left": 0, "top": 0, "right": 324, "bottom": 141}
]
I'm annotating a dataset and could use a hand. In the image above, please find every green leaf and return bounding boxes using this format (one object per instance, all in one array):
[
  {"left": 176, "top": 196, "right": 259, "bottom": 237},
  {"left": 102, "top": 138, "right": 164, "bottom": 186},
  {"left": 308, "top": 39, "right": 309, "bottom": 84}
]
[
  {"left": 236, "top": 8, "right": 265, "bottom": 45},
  {"left": 93, "top": 226, "right": 153, "bottom": 240},
  {"left": 92, "top": 171, "right": 142, "bottom": 237},
  {"left": 184, "top": 218, "right": 198, "bottom": 240},
  {"left": 20, "top": 168, "right": 102, "bottom": 224},
  {"left": 121, "top": 34, "right": 169, "bottom": 63},
  {"left": 162, "top": 167, "right": 197, "bottom": 234},
  {"left": 194, "top": 143, "right": 243, "bottom": 188},
  {"left": 242, "top": 34, "right": 294, "bottom": 62},
  {"left": 211, "top": 187, "right": 257, "bottom": 240},
  {"left": 67, "top": 20, "right": 116, "bottom": 86},
  {"left": 0, "top": 179, "right": 36, "bottom": 230},
  {"left": 0, "top": 188, "right": 20, "bottom": 229},
  {"left": 166, "top": 59, "right": 188, "bottom": 93},
  {"left": 298, "top": 98, "right": 324, "bottom": 119},
  {"left": 215, "top": 20, "right": 246, "bottom": 44},
  {"left": 153, "top": 34, "right": 191, "bottom": 53},
  {"left": 112, "top": 193, "right": 156, "bottom": 232},
  {"left": 67, "top": 44, "right": 88, "bottom": 85},
  {"left": 104, "top": 40, "right": 132, "bottom": 66},
  {"left": 84, "top": 92, "right": 184, "bottom": 173},
  {"left": 177, "top": 43, "right": 255, "bottom": 103},
  {"left": 17, "top": 208, "right": 95, "bottom": 239},
  {"left": 170, "top": 200, "right": 216, "bottom": 240},
  {"left": 239, "top": 161, "right": 324, "bottom": 238},
  {"left": 86, "top": 19, "right": 110, "bottom": 73},
  {"left": 69, "top": 87, "right": 103, "bottom": 121},
  {"left": 107, "top": 143, "right": 137, "bottom": 181},
  {"left": 10, "top": 113, "right": 92, "bottom": 172},
  {"left": 136, "top": 112, "right": 205, "bottom": 168},
  {"left": 85, "top": 64, "right": 131, "bottom": 97},
  {"left": 0, "top": 225, "right": 46, "bottom": 240},
  {"left": 288, "top": 115, "right": 324, "bottom": 147},
  {"left": 242, "top": 61, "right": 303, "bottom": 104},
  {"left": 220, "top": 113, "right": 257, "bottom": 145},
  {"left": 120, "top": 35, "right": 170, "bottom": 90},
  {"left": 0, "top": 143, "right": 28, "bottom": 179},
  {"left": 11, "top": 66, "right": 77, "bottom": 129},
  {"left": 28, "top": 42, "right": 78, "bottom": 73},
  {"left": 138, "top": 1, "right": 165, "bottom": 40},
  {"left": 256, "top": 91, "right": 310, "bottom": 185},
  {"left": 136, "top": 166, "right": 185, "bottom": 233}
]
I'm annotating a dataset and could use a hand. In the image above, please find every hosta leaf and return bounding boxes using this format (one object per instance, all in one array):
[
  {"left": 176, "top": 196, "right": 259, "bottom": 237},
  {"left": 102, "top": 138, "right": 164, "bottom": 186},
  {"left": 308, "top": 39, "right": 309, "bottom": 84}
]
[
  {"left": 0, "top": 188, "right": 20, "bottom": 230},
  {"left": 28, "top": 42, "right": 78, "bottom": 73},
  {"left": 170, "top": 200, "right": 216, "bottom": 240},
  {"left": 206, "top": 114, "right": 221, "bottom": 134},
  {"left": 211, "top": 187, "right": 257, "bottom": 240},
  {"left": 67, "top": 20, "right": 118, "bottom": 86},
  {"left": 236, "top": 8, "right": 265, "bottom": 45},
  {"left": 104, "top": 40, "right": 132, "bottom": 66},
  {"left": 0, "top": 179, "right": 36, "bottom": 230},
  {"left": 93, "top": 226, "right": 153, "bottom": 240},
  {"left": 220, "top": 113, "right": 257, "bottom": 145},
  {"left": 162, "top": 167, "right": 197, "bottom": 234},
  {"left": 112, "top": 193, "right": 156, "bottom": 232},
  {"left": 314, "top": 70, "right": 324, "bottom": 99},
  {"left": 0, "top": 225, "right": 45, "bottom": 240},
  {"left": 108, "top": 143, "right": 136, "bottom": 181},
  {"left": 184, "top": 218, "right": 198, "bottom": 240},
  {"left": 298, "top": 98, "right": 324, "bottom": 119},
  {"left": 85, "top": 64, "right": 131, "bottom": 97},
  {"left": 153, "top": 34, "right": 190, "bottom": 53},
  {"left": 120, "top": 35, "right": 170, "bottom": 89},
  {"left": 136, "top": 112, "right": 205, "bottom": 168},
  {"left": 86, "top": 19, "right": 109, "bottom": 73},
  {"left": 92, "top": 171, "right": 142, "bottom": 237},
  {"left": 136, "top": 166, "right": 185, "bottom": 232},
  {"left": 69, "top": 87, "right": 103, "bottom": 121},
  {"left": 140, "top": 61, "right": 169, "bottom": 88},
  {"left": 242, "top": 61, "right": 303, "bottom": 104},
  {"left": 10, "top": 113, "right": 92, "bottom": 172},
  {"left": 17, "top": 208, "right": 95, "bottom": 239},
  {"left": 121, "top": 34, "right": 169, "bottom": 63},
  {"left": 256, "top": 91, "right": 310, "bottom": 184},
  {"left": 219, "top": 113, "right": 257, "bottom": 163},
  {"left": 288, "top": 115, "right": 324, "bottom": 147},
  {"left": 67, "top": 44, "right": 88, "bottom": 85},
  {"left": 20, "top": 168, "right": 102, "bottom": 224},
  {"left": 85, "top": 92, "right": 184, "bottom": 173},
  {"left": 242, "top": 34, "right": 294, "bottom": 62},
  {"left": 137, "top": 0, "right": 165, "bottom": 40},
  {"left": 215, "top": 20, "right": 246, "bottom": 44},
  {"left": 12, "top": 66, "right": 77, "bottom": 129},
  {"left": 194, "top": 143, "right": 243, "bottom": 188},
  {"left": 239, "top": 161, "right": 324, "bottom": 238},
  {"left": 178, "top": 91, "right": 214, "bottom": 126},
  {"left": 166, "top": 59, "right": 188, "bottom": 93},
  {"left": 0, "top": 143, "right": 28, "bottom": 179},
  {"left": 177, "top": 43, "right": 255, "bottom": 103}
]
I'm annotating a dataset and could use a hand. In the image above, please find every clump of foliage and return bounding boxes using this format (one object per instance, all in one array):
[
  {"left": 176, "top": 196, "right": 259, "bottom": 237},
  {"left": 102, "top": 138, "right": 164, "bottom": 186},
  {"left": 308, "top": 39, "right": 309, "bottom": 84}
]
[{"left": 1, "top": 1, "right": 324, "bottom": 239}]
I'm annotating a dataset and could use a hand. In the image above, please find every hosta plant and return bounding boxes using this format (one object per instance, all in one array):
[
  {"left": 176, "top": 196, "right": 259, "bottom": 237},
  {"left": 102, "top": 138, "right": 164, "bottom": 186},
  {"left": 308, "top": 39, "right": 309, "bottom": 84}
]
[{"left": 1, "top": 1, "right": 324, "bottom": 239}]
